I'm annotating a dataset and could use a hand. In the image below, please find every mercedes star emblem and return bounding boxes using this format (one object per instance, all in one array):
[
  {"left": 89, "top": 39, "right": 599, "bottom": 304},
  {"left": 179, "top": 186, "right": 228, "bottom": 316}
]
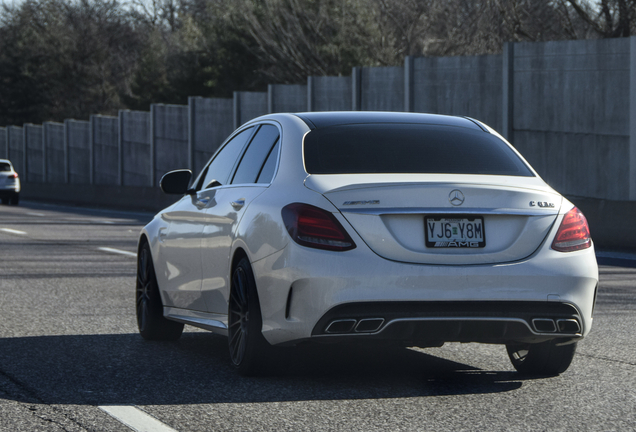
[{"left": 449, "top": 189, "right": 465, "bottom": 206}]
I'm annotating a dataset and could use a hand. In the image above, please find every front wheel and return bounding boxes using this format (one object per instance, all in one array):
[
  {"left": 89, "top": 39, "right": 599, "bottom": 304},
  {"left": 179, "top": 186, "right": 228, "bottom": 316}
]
[
  {"left": 136, "top": 243, "right": 184, "bottom": 341},
  {"left": 228, "top": 257, "right": 270, "bottom": 376},
  {"left": 506, "top": 340, "right": 577, "bottom": 376}
]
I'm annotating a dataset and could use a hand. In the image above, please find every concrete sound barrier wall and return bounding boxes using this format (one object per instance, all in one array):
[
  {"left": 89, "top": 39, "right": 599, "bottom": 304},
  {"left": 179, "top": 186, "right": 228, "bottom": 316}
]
[
  {"left": 268, "top": 84, "right": 308, "bottom": 113},
  {"left": 43, "top": 122, "right": 65, "bottom": 183},
  {"left": 91, "top": 115, "right": 119, "bottom": 186},
  {"left": 24, "top": 124, "right": 44, "bottom": 183},
  {"left": 234, "top": 91, "right": 267, "bottom": 128},
  {"left": 65, "top": 120, "right": 90, "bottom": 184},
  {"left": 410, "top": 54, "right": 503, "bottom": 132},
  {"left": 189, "top": 96, "right": 234, "bottom": 176},
  {"left": 510, "top": 39, "right": 630, "bottom": 201},
  {"left": 359, "top": 66, "right": 404, "bottom": 111},
  {"left": 0, "top": 128, "right": 6, "bottom": 159},
  {"left": 152, "top": 104, "right": 189, "bottom": 186},
  {"left": 119, "top": 110, "right": 151, "bottom": 187},
  {"left": 7, "top": 126, "right": 24, "bottom": 176},
  {"left": 308, "top": 76, "right": 352, "bottom": 111}
]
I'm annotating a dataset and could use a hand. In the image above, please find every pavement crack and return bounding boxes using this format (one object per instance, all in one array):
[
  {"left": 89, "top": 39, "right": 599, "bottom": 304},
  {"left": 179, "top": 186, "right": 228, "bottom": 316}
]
[
  {"left": 577, "top": 352, "right": 636, "bottom": 367},
  {"left": 0, "top": 369, "right": 91, "bottom": 431}
]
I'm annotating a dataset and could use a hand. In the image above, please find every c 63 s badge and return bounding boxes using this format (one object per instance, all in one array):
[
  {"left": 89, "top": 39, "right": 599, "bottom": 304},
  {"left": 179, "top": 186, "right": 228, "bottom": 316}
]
[{"left": 529, "top": 201, "right": 555, "bottom": 208}]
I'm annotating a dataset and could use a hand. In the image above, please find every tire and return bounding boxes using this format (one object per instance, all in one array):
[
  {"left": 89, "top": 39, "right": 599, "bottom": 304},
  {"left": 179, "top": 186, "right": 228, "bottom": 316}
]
[
  {"left": 1, "top": 198, "right": 7, "bottom": 205},
  {"left": 506, "top": 340, "right": 577, "bottom": 376},
  {"left": 136, "top": 243, "right": 184, "bottom": 341},
  {"left": 228, "top": 257, "right": 270, "bottom": 376},
  {"left": 10, "top": 194, "right": 18, "bottom": 205}
]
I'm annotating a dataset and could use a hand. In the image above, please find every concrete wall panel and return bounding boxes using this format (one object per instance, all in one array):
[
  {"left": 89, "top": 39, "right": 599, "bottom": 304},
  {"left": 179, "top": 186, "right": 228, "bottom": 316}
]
[
  {"left": 24, "top": 124, "right": 44, "bottom": 183},
  {"left": 190, "top": 97, "right": 234, "bottom": 176},
  {"left": 8, "top": 126, "right": 24, "bottom": 176},
  {"left": 120, "top": 110, "right": 151, "bottom": 187},
  {"left": 413, "top": 55, "right": 503, "bottom": 131},
  {"left": 235, "top": 92, "right": 267, "bottom": 127},
  {"left": 269, "top": 84, "right": 307, "bottom": 113},
  {"left": 0, "top": 128, "right": 6, "bottom": 159},
  {"left": 66, "top": 120, "right": 90, "bottom": 184},
  {"left": 361, "top": 66, "right": 404, "bottom": 111},
  {"left": 512, "top": 38, "right": 631, "bottom": 200},
  {"left": 92, "top": 115, "right": 119, "bottom": 186},
  {"left": 514, "top": 39, "right": 629, "bottom": 136},
  {"left": 43, "top": 122, "right": 65, "bottom": 183},
  {"left": 514, "top": 131, "right": 629, "bottom": 200},
  {"left": 309, "top": 76, "right": 352, "bottom": 111},
  {"left": 152, "top": 104, "right": 188, "bottom": 186}
]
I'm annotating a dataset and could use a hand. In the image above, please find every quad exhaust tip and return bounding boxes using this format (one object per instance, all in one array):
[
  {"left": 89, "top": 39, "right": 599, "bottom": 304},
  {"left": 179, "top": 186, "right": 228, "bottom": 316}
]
[
  {"left": 325, "top": 318, "right": 384, "bottom": 334},
  {"left": 557, "top": 319, "right": 581, "bottom": 333},
  {"left": 532, "top": 318, "right": 557, "bottom": 333},
  {"left": 532, "top": 318, "right": 581, "bottom": 334}
]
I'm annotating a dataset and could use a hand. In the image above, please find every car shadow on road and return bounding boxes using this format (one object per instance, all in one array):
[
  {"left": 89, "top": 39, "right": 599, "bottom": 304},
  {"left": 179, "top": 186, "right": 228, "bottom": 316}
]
[{"left": 0, "top": 332, "right": 527, "bottom": 407}]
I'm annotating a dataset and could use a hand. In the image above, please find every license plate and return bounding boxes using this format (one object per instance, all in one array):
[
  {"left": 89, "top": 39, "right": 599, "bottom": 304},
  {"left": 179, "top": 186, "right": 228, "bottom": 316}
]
[{"left": 425, "top": 216, "right": 485, "bottom": 248}]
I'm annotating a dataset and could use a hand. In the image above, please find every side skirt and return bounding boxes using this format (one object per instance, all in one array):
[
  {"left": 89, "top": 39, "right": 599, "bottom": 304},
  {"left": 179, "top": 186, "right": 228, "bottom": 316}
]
[{"left": 164, "top": 307, "right": 229, "bottom": 337}]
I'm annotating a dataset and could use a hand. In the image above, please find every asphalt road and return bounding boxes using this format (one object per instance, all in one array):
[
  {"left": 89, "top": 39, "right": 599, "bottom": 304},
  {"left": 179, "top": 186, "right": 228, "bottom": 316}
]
[{"left": 0, "top": 201, "right": 634, "bottom": 431}]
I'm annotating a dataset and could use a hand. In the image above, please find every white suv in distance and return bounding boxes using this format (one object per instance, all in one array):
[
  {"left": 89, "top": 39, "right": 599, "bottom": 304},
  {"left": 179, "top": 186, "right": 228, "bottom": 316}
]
[{"left": 0, "top": 159, "right": 20, "bottom": 205}]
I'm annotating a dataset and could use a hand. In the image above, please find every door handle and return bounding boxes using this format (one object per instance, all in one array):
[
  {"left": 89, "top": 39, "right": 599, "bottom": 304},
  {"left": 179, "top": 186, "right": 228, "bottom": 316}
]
[
  {"left": 196, "top": 196, "right": 210, "bottom": 207},
  {"left": 230, "top": 199, "right": 245, "bottom": 210}
]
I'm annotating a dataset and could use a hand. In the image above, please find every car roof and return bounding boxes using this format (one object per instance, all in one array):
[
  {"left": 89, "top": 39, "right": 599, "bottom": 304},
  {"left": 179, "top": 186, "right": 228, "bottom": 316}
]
[
  {"left": 293, "top": 112, "right": 484, "bottom": 131},
  {"left": 0, "top": 159, "right": 13, "bottom": 165}
]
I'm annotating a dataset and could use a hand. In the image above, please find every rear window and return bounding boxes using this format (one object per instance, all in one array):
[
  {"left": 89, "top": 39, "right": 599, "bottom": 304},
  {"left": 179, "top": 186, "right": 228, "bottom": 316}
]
[
  {"left": 304, "top": 124, "right": 534, "bottom": 177},
  {"left": 0, "top": 163, "right": 11, "bottom": 172}
]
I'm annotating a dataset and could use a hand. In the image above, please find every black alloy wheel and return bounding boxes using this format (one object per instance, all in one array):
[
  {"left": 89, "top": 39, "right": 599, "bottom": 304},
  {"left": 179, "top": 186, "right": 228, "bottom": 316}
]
[
  {"left": 136, "top": 243, "right": 184, "bottom": 341},
  {"left": 506, "top": 340, "right": 577, "bottom": 376},
  {"left": 228, "top": 257, "right": 269, "bottom": 376}
]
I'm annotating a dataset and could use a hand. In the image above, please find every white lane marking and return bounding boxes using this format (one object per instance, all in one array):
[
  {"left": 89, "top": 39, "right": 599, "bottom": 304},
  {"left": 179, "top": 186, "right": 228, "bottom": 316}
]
[
  {"left": 0, "top": 228, "right": 26, "bottom": 235},
  {"left": 98, "top": 247, "right": 137, "bottom": 257},
  {"left": 99, "top": 405, "right": 178, "bottom": 432},
  {"left": 27, "top": 212, "right": 45, "bottom": 217}
]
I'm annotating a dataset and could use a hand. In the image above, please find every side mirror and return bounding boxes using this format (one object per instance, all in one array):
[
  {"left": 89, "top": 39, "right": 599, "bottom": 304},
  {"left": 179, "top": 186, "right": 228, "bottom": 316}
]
[{"left": 160, "top": 169, "right": 193, "bottom": 195}]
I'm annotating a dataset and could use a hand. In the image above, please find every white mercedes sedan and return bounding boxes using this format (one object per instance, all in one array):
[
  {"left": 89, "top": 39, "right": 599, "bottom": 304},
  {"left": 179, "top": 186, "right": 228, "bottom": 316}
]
[{"left": 136, "top": 112, "right": 599, "bottom": 376}]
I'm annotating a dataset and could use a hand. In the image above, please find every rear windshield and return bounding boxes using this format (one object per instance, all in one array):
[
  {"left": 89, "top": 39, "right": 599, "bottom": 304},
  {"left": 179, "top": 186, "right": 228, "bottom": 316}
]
[
  {"left": 304, "top": 124, "right": 534, "bottom": 177},
  {"left": 0, "top": 163, "right": 11, "bottom": 172}
]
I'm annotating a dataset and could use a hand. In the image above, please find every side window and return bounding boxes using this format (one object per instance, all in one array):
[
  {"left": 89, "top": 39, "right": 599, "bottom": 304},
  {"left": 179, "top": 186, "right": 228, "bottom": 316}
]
[
  {"left": 231, "top": 124, "right": 279, "bottom": 185},
  {"left": 199, "top": 127, "right": 253, "bottom": 190},
  {"left": 256, "top": 140, "right": 280, "bottom": 184}
]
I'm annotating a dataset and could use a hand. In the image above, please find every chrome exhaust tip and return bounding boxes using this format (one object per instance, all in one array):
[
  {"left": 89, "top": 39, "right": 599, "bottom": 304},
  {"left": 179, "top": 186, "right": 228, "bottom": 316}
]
[
  {"left": 325, "top": 319, "right": 357, "bottom": 334},
  {"left": 532, "top": 318, "right": 557, "bottom": 333},
  {"left": 557, "top": 319, "right": 581, "bottom": 333},
  {"left": 355, "top": 318, "right": 384, "bottom": 333}
]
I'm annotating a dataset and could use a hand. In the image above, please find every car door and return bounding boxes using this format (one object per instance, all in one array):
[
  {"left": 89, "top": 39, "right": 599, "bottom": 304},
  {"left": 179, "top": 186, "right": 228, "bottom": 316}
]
[
  {"left": 158, "top": 126, "right": 255, "bottom": 310},
  {"left": 200, "top": 123, "right": 281, "bottom": 314}
]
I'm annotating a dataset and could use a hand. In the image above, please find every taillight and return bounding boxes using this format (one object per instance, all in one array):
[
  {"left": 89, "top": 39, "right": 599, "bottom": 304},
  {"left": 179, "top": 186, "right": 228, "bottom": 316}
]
[
  {"left": 551, "top": 207, "right": 591, "bottom": 252},
  {"left": 282, "top": 203, "right": 356, "bottom": 251},
  {"left": 10, "top": 173, "right": 18, "bottom": 179}
]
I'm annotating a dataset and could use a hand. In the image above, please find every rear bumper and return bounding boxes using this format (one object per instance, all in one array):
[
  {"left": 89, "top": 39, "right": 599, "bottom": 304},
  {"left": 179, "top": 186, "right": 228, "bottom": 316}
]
[
  {"left": 252, "top": 241, "right": 599, "bottom": 346},
  {"left": 310, "top": 300, "right": 583, "bottom": 346}
]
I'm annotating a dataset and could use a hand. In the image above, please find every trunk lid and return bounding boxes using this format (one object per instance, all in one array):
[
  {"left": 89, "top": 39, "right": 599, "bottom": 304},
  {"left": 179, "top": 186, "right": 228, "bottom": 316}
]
[{"left": 305, "top": 174, "right": 562, "bottom": 265}]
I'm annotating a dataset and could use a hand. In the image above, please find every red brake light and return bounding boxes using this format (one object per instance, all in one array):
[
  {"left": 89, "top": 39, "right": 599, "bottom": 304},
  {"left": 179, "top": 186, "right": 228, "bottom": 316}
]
[
  {"left": 551, "top": 207, "right": 591, "bottom": 252},
  {"left": 11, "top": 173, "right": 18, "bottom": 179},
  {"left": 282, "top": 203, "right": 356, "bottom": 251}
]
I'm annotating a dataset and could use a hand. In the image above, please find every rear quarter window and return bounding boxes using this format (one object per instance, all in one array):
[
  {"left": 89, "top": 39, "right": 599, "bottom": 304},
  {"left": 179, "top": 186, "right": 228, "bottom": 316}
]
[{"left": 303, "top": 124, "right": 534, "bottom": 177}]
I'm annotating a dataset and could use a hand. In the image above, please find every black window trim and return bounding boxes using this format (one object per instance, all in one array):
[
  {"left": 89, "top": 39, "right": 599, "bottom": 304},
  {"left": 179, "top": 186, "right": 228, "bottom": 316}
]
[
  {"left": 228, "top": 121, "right": 282, "bottom": 187},
  {"left": 194, "top": 125, "right": 257, "bottom": 191}
]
